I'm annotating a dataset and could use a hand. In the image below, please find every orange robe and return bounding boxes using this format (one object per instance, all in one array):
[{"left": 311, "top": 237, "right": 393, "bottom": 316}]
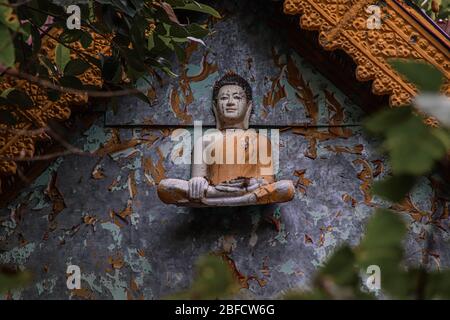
[{"left": 206, "top": 130, "right": 274, "bottom": 185}]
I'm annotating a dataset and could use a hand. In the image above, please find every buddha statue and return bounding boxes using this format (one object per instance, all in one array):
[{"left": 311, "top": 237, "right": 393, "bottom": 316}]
[{"left": 157, "top": 73, "right": 295, "bottom": 207}]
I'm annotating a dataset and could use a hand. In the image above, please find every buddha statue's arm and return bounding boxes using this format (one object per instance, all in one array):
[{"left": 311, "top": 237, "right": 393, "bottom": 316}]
[{"left": 189, "top": 136, "right": 209, "bottom": 200}]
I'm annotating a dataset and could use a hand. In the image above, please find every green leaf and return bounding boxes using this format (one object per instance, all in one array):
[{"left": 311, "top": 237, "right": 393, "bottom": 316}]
[
  {"left": 46, "top": 88, "right": 60, "bottom": 101},
  {"left": 358, "top": 209, "right": 406, "bottom": 267},
  {"left": 18, "top": 0, "right": 48, "bottom": 27},
  {"left": 120, "top": 48, "right": 145, "bottom": 73},
  {"left": 364, "top": 106, "right": 412, "bottom": 136},
  {"left": 389, "top": 59, "right": 444, "bottom": 92},
  {"left": 133, "top": 90, "right": 152, "bottom": 105},
  {"left": 126, "top": 65, "right": 145, "bottom": 83},
  {"left": 283, "top": 289, "right": 329, "bottom": 300},
  {"left": 55, "top": 43, "right": 70, "bottom": 73},
  {"left": 357, "top": 209, "right": 411, "bottom": 298},
  {"left": 169, "top": 23, "right": 189, "bottom": 38},
  {"left": 101, "top": 56, "right": 122, "bottom": 83},
  {"left": 84, "top": 54, "right": 101, "bottom": 69},
  {"left": 162, "top": 66, "right": 178, "bottom": 78},
  {"left": 1, "top": 87, "right": 14, "bottom": 97},
  {"left": 6, "top": 89, "right": 34, "bottom": 108},
  {"left": 385, "top": 115, "right": 447, "bottom": 175},
  {"left": 425, "top": 270, "right": 450, "bottom": 299},
  {"left": 88, "top": 0, "right": 95, "bottom": 22},
  {"left": 0, "top": 0, "right": 20, "bottom": 31},
  {"left": 58, "top": 75, "right": 84, "bottom": 90},
  {"left": 147, "top": 34, "right": 155, "bottom": 51},
  {"left": 0, "top": 109, "right": 16, "bottom": 125},
  {"left": 113, "top": 33, "right": 130, "bottom": 47},
  {"left": 110, "top": 96, "right": 119, "bottom": 115},
  {"left": 157, "top": 34, "right": 174, "bottom": 50},
  {"left": 64, "top": 59, "right": 90, "bottom": 76},
  {"left": 18, "top": 21, "right": 31, "bottom": 38},
  {"left": 30, "top": 25, "right": 41, "bottom": 55},
  {"left": 167, "top": 255, "right": 238, "bottom": 300},
  {"left": 186, "top": 23, "right": 209, "bottom": 38},
  {"left": 38, "top": 54, "right": 58, "bottom": 77},
  {"left": 59, "top": 29, "right": 84, "bottom": 43},
  {"left": 159, "top": 2, "right": 181, "bottom": 24},
  {"left": 111, "top": 0, "right": 135, "bottom": 16},
  {"left": 149, "top": 34, "right": 172, "bottom": 57},
  {"left": 431, "top": 128, "right": 450, "bottom": 151},
  {"left": 0, "top": 267, "right": 32, "bottom": 294},
  {"left": 79, "top": 32, "right": 93, "bottom": 49},
  {"left": 371, "top": 175, "right": 417, "bottom": 202},
  {"left": 319, "top": 245, "right": 358, "bottom": 287},
  {"left": 129, "top": 16, "right": 147, "bottom": 58},
  {"left": 164, "top": 0, "right": 186, "bottom": 6},
  {"left": 172, "top": 41, "right": 185, "bottom": 62},
  {"left": 0, "top": 24, "right": 15, "bottom": 67},
  {"left": 312, "top": 245, "right": 374, "bottom": 299},
  {"left": 173, "top": 2, "right": 221, "bottom": 18},
  {"left": 42, "top": 0, "right": 64, "bottom": 18}
]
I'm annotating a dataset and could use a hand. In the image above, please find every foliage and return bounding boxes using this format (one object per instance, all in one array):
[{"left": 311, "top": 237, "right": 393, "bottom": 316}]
[
  {"left": 0, "top": 0, "right": 220, "bottom": 120},
  {"left": 411, "top": 0, "right": 450, "bottom": 20},
  {"left": 286, "top": 59, "right": 450, "bottom": 300},
  {"left": 171, "top": 212, "right": 450, "bottom": 300},
  {"left": 0, "top": 0, "right": 220, "bottom": 295},
  {"left": 284, "top": 209, "right": 450, "bottom": 299},
  {"left": 389, "top": 60, "right": 444, "bottom": 93},
  {"left": 0, "top": 266, "right": 32, "bottom": 295},
  {"left": 167, "top": 255, "right": 239, "bottom": 300},
  {"left": 365, "top": 59, "right": 450, "bottom": 202}
]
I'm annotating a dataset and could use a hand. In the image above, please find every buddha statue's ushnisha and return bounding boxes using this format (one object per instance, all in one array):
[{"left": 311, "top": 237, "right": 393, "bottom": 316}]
[{"left": 157, "top": 73, "right": 295, "bottom": 207}]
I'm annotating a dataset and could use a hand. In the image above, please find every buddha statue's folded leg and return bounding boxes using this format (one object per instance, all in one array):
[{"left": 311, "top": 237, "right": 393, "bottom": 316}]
[
  {"left": 157, "top": 178, "right": 251, "bottom": 206},
  {"left": 158, "top": 178, "right": 295, "bottom": 207},
  {"left": 204, "top": 178, "right": 265, "bottom": 198},
  {"left": 252, "top": 180, "right": 295, "bottom": 204},
  {"left": 157, "top": 179, "right": 190, "bottom": 205},
  {"left": 201, "top": 180, "right": 295, "bottom": 206}
]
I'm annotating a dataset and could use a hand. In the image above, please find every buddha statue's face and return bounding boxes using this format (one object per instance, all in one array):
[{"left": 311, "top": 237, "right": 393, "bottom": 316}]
[{"left": 213, "top": 85, "right": 252, "bottom": 129}]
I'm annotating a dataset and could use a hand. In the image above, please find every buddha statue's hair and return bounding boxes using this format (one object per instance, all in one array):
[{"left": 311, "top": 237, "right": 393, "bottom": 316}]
[{"left": 212, "top": 72, "right": 252, "bottom": 101}]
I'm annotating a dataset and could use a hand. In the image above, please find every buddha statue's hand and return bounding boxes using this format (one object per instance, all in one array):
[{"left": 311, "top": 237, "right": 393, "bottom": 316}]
[{"left": 188, "top": 177, "right": 209, "bottom": 200}]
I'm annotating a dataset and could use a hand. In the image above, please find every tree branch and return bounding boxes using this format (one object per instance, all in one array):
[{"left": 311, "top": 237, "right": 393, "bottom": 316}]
[{"left": 0, "top": 66, "right": 141, "bottom": 97}]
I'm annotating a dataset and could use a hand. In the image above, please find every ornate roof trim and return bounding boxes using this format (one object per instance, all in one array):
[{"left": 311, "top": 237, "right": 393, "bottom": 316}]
[
  {"left": 0, "top": 28, "right": 110, "bottom": 186},
  {"left": 284, "top": 0, "right": 450, "bottom": 107}
]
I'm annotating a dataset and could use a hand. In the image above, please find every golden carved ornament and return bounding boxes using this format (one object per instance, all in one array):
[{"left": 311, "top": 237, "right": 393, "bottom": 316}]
[
  {"left": 0, "top": 28, "right": 112, "bottom": 179},
  {"left": 284, "top": 0, "right": 450, "bottom": 107}
]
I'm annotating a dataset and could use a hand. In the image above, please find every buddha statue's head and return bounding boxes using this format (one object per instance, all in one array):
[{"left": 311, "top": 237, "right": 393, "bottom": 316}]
[{"left": 212, "top": 72, "right": 253, "bottom": 130}]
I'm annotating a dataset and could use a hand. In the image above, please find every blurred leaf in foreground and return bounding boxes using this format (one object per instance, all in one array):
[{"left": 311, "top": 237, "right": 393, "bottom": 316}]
[
  {"left": 0, "top": 266, "right": 32, "bottom": 294},
  {"left": 167, "top": 255, "right": 239, "bottom": 300},
  {"left": 284, "top": 210, "right": 409, "bottom": 299},
  {"left": 365, "top": 105, "right": 450, "bottom": 201},
  {"left": 389, "top": 59, "right": 444, "bottom": 92},
  {"left": 370, "top": 175, "right": 417, "bottom": 202},
  {"left": 356, "top": 209, "right": 413, "bottom": 298}
]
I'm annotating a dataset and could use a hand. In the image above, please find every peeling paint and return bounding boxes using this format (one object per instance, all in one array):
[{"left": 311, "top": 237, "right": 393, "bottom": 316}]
[
  {"left": 125, "top": 248, "right": 153, "bottom": 287},
  {"left": 99, "top": 269, "right": 127, "bottom": 300},
  {"left": 0, "top": 0, "right": 447, "bottom": 301},
  {"left": 278, "top": 259, "right": 297, "bottom": 275},
  {"left": 0, "top": 242, "right": 36, "bottom": 266},
  {"left": 82, "top": 125, "right": 111, "bottom": 153},
  {"left": 36, "top": 276, "right": 57, "bottom": 295},
  {"left": 101, "top": 222, "right": 122, "bottom": 248},
  {"left": 82, "top": 272, "right": 103, "bottom": 294}
]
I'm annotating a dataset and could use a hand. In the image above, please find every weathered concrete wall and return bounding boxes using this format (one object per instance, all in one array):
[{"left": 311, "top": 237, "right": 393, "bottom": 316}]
[
  {"left": 0, "top": 0, "right": 448, "bottom": 299},
  {"left": 104, "top": 0, "right": 365, "bottom": 127}
]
